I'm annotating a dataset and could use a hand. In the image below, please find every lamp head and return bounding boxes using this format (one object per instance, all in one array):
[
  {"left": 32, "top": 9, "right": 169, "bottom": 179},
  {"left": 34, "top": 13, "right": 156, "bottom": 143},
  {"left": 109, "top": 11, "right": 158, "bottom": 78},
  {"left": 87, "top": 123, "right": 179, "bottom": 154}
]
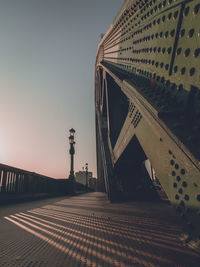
[{"left": 69, "top": 128, "right": 75, "bottom": 135}]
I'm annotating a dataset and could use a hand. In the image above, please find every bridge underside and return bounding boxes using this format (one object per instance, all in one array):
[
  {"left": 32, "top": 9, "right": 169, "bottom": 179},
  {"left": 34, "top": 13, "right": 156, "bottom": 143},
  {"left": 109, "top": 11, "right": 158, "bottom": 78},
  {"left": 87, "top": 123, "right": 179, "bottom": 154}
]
[{"left": 95, "top": 0, "right": 200, "bottom": 249}]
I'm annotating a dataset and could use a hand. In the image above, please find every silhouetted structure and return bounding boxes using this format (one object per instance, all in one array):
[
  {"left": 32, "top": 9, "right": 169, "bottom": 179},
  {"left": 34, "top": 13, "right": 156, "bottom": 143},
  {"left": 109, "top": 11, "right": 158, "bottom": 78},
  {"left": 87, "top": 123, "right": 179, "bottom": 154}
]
[
  {"left": 95, "top": 0, "right": 200, "bottom": 249},
  {"left": 68, "top": 128, "right": 76, "bottom": 181}
]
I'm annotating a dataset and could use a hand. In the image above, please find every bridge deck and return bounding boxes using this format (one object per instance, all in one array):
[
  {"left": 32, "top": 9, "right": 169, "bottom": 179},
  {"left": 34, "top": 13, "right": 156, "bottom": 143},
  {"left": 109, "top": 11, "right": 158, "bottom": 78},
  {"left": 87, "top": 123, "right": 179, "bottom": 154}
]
[{"left": 0, "top": 192, "right": 199, "bottom": 267}]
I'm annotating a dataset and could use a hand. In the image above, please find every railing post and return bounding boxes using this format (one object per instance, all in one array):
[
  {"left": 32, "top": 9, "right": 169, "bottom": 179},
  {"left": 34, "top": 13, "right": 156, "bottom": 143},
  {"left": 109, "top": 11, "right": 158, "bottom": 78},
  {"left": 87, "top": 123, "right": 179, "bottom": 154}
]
[
  {"left": 1, "top": 171, "right": 7, "bottom": 193},
  {"left": 15, "top": 173, "right": 19, "bottom": 193}
]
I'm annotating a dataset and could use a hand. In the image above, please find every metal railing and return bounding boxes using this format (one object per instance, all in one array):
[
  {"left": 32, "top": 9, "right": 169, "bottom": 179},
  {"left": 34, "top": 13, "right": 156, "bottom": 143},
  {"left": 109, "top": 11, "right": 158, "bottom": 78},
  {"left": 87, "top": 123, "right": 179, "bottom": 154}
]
[{"left": 0, "top": 163, "right": 60, "bottom": 195}]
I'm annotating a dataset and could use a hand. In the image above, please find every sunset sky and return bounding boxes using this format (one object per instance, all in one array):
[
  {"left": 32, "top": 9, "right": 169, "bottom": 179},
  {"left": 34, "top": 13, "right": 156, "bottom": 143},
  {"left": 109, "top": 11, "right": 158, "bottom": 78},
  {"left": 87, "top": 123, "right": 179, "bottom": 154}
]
[{"left": 0, "top": 0, "right": 123, "bottom": 178}]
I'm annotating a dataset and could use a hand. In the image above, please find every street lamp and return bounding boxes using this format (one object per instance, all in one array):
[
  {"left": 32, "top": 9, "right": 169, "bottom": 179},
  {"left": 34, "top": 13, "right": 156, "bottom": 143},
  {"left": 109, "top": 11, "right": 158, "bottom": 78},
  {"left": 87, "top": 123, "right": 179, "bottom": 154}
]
[
  {"left": 68, "top": 128, "right": 75, "bottom": 181},
  {"left": 85, "top": 163, "right": 88, "bottom": 191}
]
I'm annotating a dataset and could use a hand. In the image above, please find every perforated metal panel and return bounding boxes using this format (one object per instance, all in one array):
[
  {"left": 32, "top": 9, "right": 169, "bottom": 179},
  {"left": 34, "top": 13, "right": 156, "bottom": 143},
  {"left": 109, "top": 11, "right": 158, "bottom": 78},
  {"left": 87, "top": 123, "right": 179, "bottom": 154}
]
[
  {"left": 103, "top": 0, "right": 200, "bottom": 94},
  {"left": 95, "top": 0, "right": 200, "bottom": 249}
]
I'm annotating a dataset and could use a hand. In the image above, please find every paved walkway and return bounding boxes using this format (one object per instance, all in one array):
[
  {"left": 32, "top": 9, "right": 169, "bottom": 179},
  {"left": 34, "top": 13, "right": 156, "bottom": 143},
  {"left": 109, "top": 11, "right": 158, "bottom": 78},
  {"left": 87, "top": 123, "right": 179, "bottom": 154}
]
[{"left": 0, "top": 192, "right": 199, "bottom": 267}]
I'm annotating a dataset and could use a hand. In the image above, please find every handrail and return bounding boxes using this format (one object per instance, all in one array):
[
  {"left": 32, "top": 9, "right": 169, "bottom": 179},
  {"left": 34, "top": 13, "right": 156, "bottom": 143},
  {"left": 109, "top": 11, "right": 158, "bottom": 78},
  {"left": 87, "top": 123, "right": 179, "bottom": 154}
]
[{"left": 0, "top": 163, "right": 59, "bottom": 194}]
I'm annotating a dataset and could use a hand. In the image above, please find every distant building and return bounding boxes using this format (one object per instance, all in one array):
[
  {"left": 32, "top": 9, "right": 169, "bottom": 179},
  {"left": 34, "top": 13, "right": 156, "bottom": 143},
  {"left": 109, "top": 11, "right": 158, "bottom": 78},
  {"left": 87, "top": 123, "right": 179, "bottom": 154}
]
[
  {"left": 75, "top": 171, "right": 92, "bottom": 186},
  {"left": 75, "top": 171, "right": 97, "bottom": 191}
]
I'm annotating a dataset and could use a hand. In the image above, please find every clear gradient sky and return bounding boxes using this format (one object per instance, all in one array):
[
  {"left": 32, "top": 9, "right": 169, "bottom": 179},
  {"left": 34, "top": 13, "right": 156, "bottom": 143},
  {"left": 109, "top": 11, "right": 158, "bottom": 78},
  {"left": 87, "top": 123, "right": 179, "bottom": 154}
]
[{"left": 0, "top": 0, "right": 123, "bottom": 178}]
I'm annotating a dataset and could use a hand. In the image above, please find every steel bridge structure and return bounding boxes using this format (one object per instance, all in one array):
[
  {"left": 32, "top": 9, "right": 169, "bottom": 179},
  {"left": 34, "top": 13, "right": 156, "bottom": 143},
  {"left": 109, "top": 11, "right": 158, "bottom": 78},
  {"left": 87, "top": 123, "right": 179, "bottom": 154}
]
[{"left": 95, "top": 0, "right": 200, "bottom": 249}]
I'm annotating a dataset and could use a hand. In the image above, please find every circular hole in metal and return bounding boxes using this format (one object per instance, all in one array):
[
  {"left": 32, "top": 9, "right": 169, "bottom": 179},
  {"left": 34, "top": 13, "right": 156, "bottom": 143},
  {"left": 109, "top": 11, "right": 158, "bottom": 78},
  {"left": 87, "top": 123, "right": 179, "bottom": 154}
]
[
  {"left": 175, "top": 164, "right": 179, "bottom": 169},
  {"left": 168, "top": 13, "right": 172, "bottom": 19},
  {"left": 176, "top": 176, "right": 181, "bottom": 182},
  {"left": 175, "top": 194, "right": 179, "bottom": 200},
  {"left": 177, "top": 47, "right": 182, "bottom": 55},
  {"left": 182, "top": 181, "right": 187, "bottom": 187},
  {"left": 167, "top": 47, "right": 172, "bottom": 54},
  {"left": 162, "top": 15, "right": 166, "bottom": 22},
  {"left": 194, "top": 48, "right": 200, "bottom": 58},
  {"left": 197, "top": 195, "right": 200, "bottom": 201},
  {"left": 171, "top": 29, "right": 175, "bottom": 37},
  {"left": 165, "top": 31, "right": 169, "bottom": 38},
  {"left": 174, "top": 66, "right": 178, "bottom": 73},
  {"left": 190, "top": 67, "right": 195, "bottom": 76},
  {"left": 179, "top": 188, "right": 183, "bottom": 194},
  {"left": 185, "top": 48, "right": 190, "bottom": 57},
  {"left": 160, "top": 32, "right": 163, "bottom": 38},
  {"left": 162, "top": 48, "right": 166, "bottom": 54},
  {"left": 194, "top": 4, "right": 200, "bottom": 15},
  {"left": 170, "top": 160, "right": 175, "bottom": 165},
  {"left": 163, "top": 0, "right": 167, "bottom": 6},
  {"left": 184, "top": 195, "right": 189, "bottom": 201},
  {"left": 181, "top": 67, "right": 186, "bottom": 75},
  {"left": 165, "top": 64, "right": 169, "bottom": 70},
  {"left": 180, "top": 29, "right": 185, "bottom": 37},
  {"left": 174, "top": 10, "right": 178, "bottom": 19},
  {"left": 184, "top": 6, "right": 190, "bottom": 16},
  {"left": 180, "top": 200, "right": 185, "bottom": 207},
  {"left": 173, "top": 183, "right": 178, "bottom": 188},
  {"left": 180, "top": 169, "right": 185, "bottom": 175},
  {"left": 160, "top": 62, "right": 164, "bottom": 68},
  {"left": 172, "top": 171, "right": 176, "bottom": 176},
  {"left": 188, "top": 28, "right": 194, "bottom": 38}
]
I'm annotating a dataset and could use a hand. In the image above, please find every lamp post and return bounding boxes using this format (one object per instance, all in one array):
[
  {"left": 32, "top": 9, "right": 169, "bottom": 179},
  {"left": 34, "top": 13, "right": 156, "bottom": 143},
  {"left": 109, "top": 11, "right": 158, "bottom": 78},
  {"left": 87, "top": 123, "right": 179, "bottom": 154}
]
[
  {"left": 85, "top": 163, "right": 88, "bottom": 191},
  {"left": 68, "top": 128, "right": 75, "bottom": 181}
]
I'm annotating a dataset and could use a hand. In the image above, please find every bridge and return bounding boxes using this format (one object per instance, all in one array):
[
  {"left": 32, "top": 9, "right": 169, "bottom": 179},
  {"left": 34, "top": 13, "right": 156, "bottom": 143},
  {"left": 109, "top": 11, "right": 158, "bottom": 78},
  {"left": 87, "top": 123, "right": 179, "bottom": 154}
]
[
  {"left": 95, "top": 0, "right": 200, "bottom": 253},
  {"left": 0, "top": 0, "right": 200, "bottom": 266}
]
